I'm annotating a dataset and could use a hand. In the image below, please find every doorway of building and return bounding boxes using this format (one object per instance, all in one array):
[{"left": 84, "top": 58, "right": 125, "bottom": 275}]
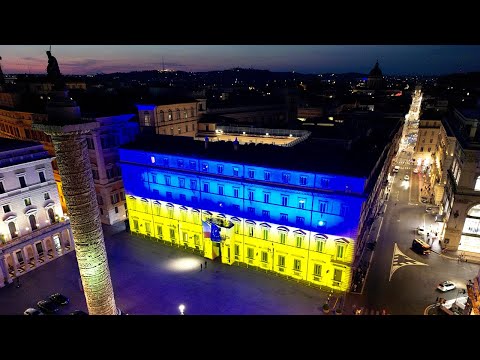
[{"left": 212, "top": 242, "right": 222, "bottom": 261}]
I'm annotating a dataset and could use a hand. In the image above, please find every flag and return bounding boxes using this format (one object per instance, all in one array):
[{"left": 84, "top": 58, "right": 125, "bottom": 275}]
[
  {"left": 211, "top": 222, "right": 222, "bottom": 242},
  {"left": 202, "top": 220, "right": 211, "bottom": 240}
]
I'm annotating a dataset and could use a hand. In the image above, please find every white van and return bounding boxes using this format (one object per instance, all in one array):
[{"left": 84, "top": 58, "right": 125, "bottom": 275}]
[{"left": 393, "top": 165, "right": 400, "bottom": 173}]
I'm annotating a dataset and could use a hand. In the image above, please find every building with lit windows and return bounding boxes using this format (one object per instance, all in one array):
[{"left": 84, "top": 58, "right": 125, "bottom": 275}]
[
  {"left": 119, "top": 121, "right": 402, "bottom": 292},
  {"left": 85, "top": 114, "right": 139, "bottom": 225},
  {"left": 0, "top": 138, "right": 73, "bottom": 287},
  {"left": 136, "top": 98, "right": 206, "bottom": 137}
]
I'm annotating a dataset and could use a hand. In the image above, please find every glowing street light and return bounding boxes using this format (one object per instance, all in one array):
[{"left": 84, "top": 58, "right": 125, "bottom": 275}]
[{"left": 178, "top": 304, "right": 185, "bottom": 315}]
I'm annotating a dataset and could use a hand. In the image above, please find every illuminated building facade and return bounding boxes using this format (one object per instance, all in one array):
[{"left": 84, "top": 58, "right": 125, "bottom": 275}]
[
  {"left": 85, "top": 114, "right": 139, "bottom": 225},
  {"left": 136, "top": 98, "right": 206, "bottom": 137},
  {"left": 120, "top": 129, "right": 401, "bottom": 292},
  {"left": 0, "top": 138, "right": 73, "bottom": 287}
]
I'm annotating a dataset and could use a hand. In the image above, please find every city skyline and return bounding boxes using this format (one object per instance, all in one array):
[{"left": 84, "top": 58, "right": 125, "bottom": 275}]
[{"left": 1, "top": 45, "right": 480, "bottom": 76}]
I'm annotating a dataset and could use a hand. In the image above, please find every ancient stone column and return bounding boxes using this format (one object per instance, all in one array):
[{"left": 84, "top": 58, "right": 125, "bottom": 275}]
[{"left": 33, "top": 93, "right": 117, "bottom": 315}]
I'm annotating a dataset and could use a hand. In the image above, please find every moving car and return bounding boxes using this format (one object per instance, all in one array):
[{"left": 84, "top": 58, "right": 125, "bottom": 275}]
[
  {"left": 24, "top": 308, "right": 44, "bottom": 316},
  {"left": 393, "top": 165, "right": 400, "bottom": 173},
  {"left": 49, "top": 293, "right": 69, "bottom": 305},
  {"left": 37, "top": 299, "right": 59, "bottom": 314},
  {"left": 437, "top": 281, "right": 456, "bottom": 292},
  {"left": 404, "top": 175, "right": 410, "bottom": 181},
  {"left": 413, "top": 168, "right": 419, "bottom": 174},
  {"left": 411, "top": 238, "right": 431, "bottom": 255}
]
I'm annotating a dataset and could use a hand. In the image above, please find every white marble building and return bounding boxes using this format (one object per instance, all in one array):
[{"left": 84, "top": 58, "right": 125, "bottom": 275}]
[{"left": 0, "top": 138, "right": 73, "bottom": 286}]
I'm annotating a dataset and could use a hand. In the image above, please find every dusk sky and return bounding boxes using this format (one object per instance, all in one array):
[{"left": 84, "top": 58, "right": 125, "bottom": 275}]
[{"left": 1, "top": 45, "right": 479, "bottom": 76}]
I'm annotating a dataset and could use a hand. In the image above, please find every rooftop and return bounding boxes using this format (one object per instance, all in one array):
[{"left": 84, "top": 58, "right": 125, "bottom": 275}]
[
  {"left": 0, "top": 137, "right": 41, "bottom": 153},
  {"left": 121, "top": 118, "right": 400, "bottom": 178}
]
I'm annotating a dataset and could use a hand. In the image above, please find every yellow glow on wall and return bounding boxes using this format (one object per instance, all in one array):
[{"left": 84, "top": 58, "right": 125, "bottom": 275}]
[{"left": 127, "top": 196, "right": 353, "bottom": 292}]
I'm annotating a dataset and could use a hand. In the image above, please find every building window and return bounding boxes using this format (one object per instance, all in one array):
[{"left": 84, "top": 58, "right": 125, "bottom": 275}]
[
  {"left": 192, "top": 211, "right": 200, "bottom": 224},
  {"left": 247, "top": 247, "right": 254, "bottom": 259},
  {"left": 235, "top": 244, "right": 240, "bottom": 255},
  {"left": 262, "top": 210, "right": 270, "bottom": 219},
  {"left": 167, "top": 206, "right": 174, "bottom": 219},
  {"left": 336, "top": 244, "right": 345, "bottom": 258},
  {"left": 39, "top": 171, "right": 46, "bottom": 183},
  {"left": 189, "top": 161, "right": 196, "bottom": 170},
  {"left": 234, "top": 223, "right": 240, "bottom": 234},
  {"left": 261, "top": 251, "right": 268, "bottom": 263},
  {"left": 333, "top": 269, "right": 342, "bottom": 282},
  {"left": 44, "top": 192, "right": 51, "bottom": 201},
  {"left": 3, "top": 204, "right": 11, "bottom": 213},
  {"left": 279, "top": 232, "right": 286, "bottom": 244},
  {"left": 92, "top": 169, "right": 99, "bottom": 180},
  {"left": 475, "top": 176, "right": 480, "bottom": 191},
  {"left": 264, "top": 171, "right": 271, "bottom": 181},
  {"left": 163, "top": 158, "right": 169, "bottom": 167},
  {"left": 248, "top": 190, "right": 254, "bottom": 201},
  {"left": 0, "top": 181, "right": 4, "bottom": 194},
  {"left": 282, "top": 173, "right": 290, "bottom": 183},
  {"left": 282, "top": 196, "right": 288, "bottom": 207},
  {"left": 180, "top": 209, "right": 187, "bottom": 222},
  {"left": 169, "top": 228, "right": 175, "bottom": 240},
  {"left": 316, "top": 239, "right": 326, "bottom": 253},
  {"left": 191, "top": 196, "right": 198, "bottom": 203},
  {"left": 233, "top": 167, "right": 239, "bottom": 176},
  {"left": 217, "top": 165, "right": 224, "bottom": 174},
  {"left": 190, "top": 180, "right": 197, "bottom": 190},
  {"left": 321, "top": 178, "right": 330, "bottom": 188},
  {"left": 293, "top": 259, "right": 301, "bottom": 271},
  {"left": 179, "top": 178, "right": 185, "bottom": 188},
  {"left": 166, "top": 191, "right": 173, "bottom": 199},
  {"left": 262, "top": 228, "right": 269, "bottom": 240},
  {"left": 24, "top": 198, "right": 32, "bottom": 206},
  {"left": 233, "top": 188, "right": 239, "bottom": 198},
  {"left": 247, "top": 207, "right": 255, "bottom": 214},
  {"left": 420, "top": 147, "right": 424, "bottom": 152},
  {"left": 248, "top": 225, "right": 254, "bottom": 237},
  {"left": 295, "top": 235, "right": 303, "bottom": 248},
  {"left": 203, "top": 183, "right": 209, "bottom": 193},
  {"left": 151, "top": 174, "right": 157, "bottom": 184},
  {"left": 319, "top": 201, "right": 328, "bottom": 213},
  {"left": 86, "top": 137, "right": 95, "bottom": 149},
  {"left": 248, "top": 169, "right": 255, "bottom": 179},
  {"left": 278, "top": 255, "right": 285, "bottom": 267},
  {"left": 100, "top": 208, "right": 104, "bottom": 215},
  {"left": 154, "top": 203, "right": 161, "bottom": 216},
  {"left": 19, "top": 176, "right": 27, "bottom": 188},
  {"left": 298, "top": 199, "right": 305, "bottom": 209},
  {"left": 280, "top": 213, "right": 288, "bottom": 221},
  {"left": 314, "top": 264, "right": 322, "bottom": 276},
  {"left": 340, "top": 205, "right": 348, "bottom": 217},
  {"left": 300, "top": 176, "right": 307, "bottom": 185},
  {"left": 202, "top": 163, "right": 209, "bottom": 172},
  {"left": 165, "top": 176, "right": 171, "bottom": 186},
  {"left": 218, "top": 185, "right": 224, "bottom": 195},
  {"left": 179, "top": 194, "right": 186, "bottom": 201},
  {"left": 177, "top": 159, "right": 184, "bottom": 168},
  {"left": 111, "top": 193, "right": 120, "bottom": 204},
  {"left": 115, "top": 206, "right": 119, "bottom": 214},
  {"left": 296, "top": 216, "right": 305, "bottom": 225},
  {"left": 168, "top": 110, "right": 172, "bottom": 121},
  {"left": 264, "top": 193, "right": 270, "bottom": 203}
]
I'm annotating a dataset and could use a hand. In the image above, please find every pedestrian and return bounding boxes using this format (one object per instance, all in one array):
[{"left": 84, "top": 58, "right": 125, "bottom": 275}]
[
  {"left": 15, "top": 277, "right": 20, "bottom": 288},
  {"left": 200, "top": 263, "right": 203, "bottom": 271},
  {"left": 204, "top": 260, "right": 207, "bottom": 269}
]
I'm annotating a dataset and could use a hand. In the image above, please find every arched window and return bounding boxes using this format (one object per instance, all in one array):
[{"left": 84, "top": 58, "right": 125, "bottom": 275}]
[
  {"left": 158, "top": 110, "right": 164, "bottom": 124},
  {"left": 475, "top": 176, "right": 480, "bottom": 191},
  {"left": 47, "top": 208, "right": 55, "bottom": 223},
  {"left": 168, "top": 110, "right": 173, "bottom": 121},
  {"left": 176, "top": 109, "right": 180, "bottom": 120},
  {"left": 9, "top": 221, "right": 18, "bottom": 238},
  {"left": 29, "top": 214, "right": 38, "bottom": 230}
]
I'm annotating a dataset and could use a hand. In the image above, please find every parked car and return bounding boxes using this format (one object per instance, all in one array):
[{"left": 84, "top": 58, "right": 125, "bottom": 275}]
[
  {"left": 69, "top": 310, "right": 88, "bottom": 316},
  {"left": 404, "top": 175, "right": 410, "bottom": 181},
  {"left": 49, "top": 293, "right": 69, "bottom": 305},
  {"left": 413, "top": 168, "right": 419, "bottom": 174},
  {"left": 426, "top": 207, "right": 434, "bottom": 213},
  {"left": 37, "top": 299, "right": 60, "bottom": 314},
  {"left": 437, "top": 281, "right": 456, "bottom": 292},
  {"left": 24, "top": 308, "right": 44, "bottom": 316}
]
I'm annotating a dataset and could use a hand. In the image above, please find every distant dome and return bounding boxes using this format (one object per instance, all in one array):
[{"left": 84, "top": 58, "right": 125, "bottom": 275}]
[{"left": 369, "top": 61, "right": 383, "bottom": 77}]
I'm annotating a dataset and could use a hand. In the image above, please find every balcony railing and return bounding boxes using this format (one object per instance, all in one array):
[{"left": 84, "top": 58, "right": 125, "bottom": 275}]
[{"left": 0, "top": 219, "right": 70, "bottom": 251}]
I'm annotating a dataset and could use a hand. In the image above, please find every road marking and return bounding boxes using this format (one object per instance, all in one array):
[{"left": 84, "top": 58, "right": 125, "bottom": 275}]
[{"left": 389, "top": 243, "right": 428, "bottom": 282}]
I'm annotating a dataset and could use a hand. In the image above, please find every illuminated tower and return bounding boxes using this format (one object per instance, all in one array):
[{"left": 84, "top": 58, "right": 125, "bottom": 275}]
[{"left": 32, "top": 50, "right": 117, "bottom": 315}]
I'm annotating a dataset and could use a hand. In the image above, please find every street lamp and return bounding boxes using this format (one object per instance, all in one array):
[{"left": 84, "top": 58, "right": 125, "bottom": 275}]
[{"left": 178, "top": 304, "right": 185, "bottom": 315}]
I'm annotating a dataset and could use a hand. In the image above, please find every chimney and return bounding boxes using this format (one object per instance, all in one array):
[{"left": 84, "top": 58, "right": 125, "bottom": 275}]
[
  {"left": 204, "top": 136, "right": 209, "bottom": 149},
  {"left": 233, "top": 137, "right": 239, "bottom": 151}
]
